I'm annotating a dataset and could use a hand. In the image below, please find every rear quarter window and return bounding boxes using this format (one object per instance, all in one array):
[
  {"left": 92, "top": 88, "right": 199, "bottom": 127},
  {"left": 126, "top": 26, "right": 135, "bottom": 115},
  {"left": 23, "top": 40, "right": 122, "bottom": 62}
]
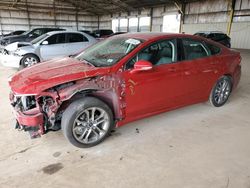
[
  {"left": 182, "top": 39, "right": 209, "bottom": 60},
  {"left": 205, "top": 42, "right": 221, "bottom": 55}
]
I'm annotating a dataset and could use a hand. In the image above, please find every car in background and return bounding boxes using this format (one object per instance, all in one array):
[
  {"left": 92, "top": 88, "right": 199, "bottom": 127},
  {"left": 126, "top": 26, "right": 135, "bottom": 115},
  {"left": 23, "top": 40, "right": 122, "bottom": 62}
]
[
  {"left": 79, "top": 30, "right": 92, "bottom": 35},
  {"left": 194, "top": 31, "right": 231, "bottom": 48},
  {"left": 0, "top": 30, "right": 26, "bottom": 39},
  {"left": 1, "top": 31, "right": 97, "bottom": 69},
  {"left": 8, "top": 33, "right": 241, "bottom": 147},
  {"left": 92, "top": 29, "right": 114, "bottom": 39},
  {"left": 108, "top": 32, "right": 127, "bottom": 37},
  {"left": 0, "top": 28, "right": 65, "bottom": 48}
]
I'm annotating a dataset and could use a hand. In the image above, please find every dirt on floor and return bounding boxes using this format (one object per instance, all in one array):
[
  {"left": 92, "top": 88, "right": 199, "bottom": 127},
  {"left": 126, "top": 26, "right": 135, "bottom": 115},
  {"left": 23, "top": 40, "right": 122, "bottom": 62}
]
[{"left": 0, "top": 50, "right": 250, "bottom": 188}]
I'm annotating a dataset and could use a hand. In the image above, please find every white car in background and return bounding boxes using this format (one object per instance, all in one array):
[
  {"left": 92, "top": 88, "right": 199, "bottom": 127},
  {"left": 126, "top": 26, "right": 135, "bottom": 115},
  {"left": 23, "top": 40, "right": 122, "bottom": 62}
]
[{"left": 0, "top": 31, "right": 97, "bottom": 69}]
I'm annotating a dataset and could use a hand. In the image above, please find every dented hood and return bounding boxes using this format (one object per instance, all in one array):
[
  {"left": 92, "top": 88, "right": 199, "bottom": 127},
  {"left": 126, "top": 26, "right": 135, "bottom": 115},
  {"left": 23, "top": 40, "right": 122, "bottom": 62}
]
[
  {"left": 5, "top": 42, "right": 32, "bottom": 52},
  {"left": 9, "top": 57, "right": 110, "bottom": 94}
]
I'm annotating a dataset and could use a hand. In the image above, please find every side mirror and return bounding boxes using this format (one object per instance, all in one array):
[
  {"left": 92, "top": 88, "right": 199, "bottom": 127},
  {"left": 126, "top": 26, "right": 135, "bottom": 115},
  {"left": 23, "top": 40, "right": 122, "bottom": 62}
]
[
  {"left": 42, "top": 41, "right": 48, "bottom": 45},
  {"left": 130, "top": 60, "right": 153, "bottom": 74}
]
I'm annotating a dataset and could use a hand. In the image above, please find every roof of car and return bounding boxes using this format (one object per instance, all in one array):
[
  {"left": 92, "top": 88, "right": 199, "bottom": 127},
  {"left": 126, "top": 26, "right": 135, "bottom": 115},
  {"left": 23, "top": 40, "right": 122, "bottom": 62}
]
[
  {"left": 195, "top": 31, "right": 225, "bottom": 34},
  {"left": 46, "top": 30, "right": 85, "bottom": 36},
  {"left": 113, "top": 32, "right": 190, "bottom": 41}
]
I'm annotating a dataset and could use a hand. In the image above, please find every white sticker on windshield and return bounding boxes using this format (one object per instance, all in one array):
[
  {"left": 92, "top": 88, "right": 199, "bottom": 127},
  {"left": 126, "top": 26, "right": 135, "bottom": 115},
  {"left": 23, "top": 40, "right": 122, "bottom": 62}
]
[
  {"left": 107, "top": 59, "right": 113, "bottom": 63},
  {"left": 125, "top": 39, "right": 141, "bottom": 45}
]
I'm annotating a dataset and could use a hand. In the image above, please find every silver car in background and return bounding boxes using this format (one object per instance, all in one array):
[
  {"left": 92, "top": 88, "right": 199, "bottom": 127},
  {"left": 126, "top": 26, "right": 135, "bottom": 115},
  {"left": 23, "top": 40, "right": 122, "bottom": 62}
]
[{"left": 0, "top": 31, "right": 97, "bottom": 69}]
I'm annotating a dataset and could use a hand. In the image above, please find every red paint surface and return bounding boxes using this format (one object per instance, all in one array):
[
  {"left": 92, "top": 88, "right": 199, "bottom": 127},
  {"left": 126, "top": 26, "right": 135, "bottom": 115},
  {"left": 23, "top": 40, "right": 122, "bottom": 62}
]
[{"left": 9, "top": 33, "right": 241, "bottom": 132}]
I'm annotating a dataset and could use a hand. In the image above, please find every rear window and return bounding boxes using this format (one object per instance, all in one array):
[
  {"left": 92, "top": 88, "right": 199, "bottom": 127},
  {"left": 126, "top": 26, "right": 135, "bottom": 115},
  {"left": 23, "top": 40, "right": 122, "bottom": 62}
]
[
  {"left": 101, "top": 30, "right": 113, "bottom": 35},
  {"left": 195, "top": 33, "right": 207, "bottom": 37},
  {"left": 205, "top": 42, "right": 221, "bottom": 55},
  {"left": 214, "top": 33, "right": 227, "bottom": 40}
]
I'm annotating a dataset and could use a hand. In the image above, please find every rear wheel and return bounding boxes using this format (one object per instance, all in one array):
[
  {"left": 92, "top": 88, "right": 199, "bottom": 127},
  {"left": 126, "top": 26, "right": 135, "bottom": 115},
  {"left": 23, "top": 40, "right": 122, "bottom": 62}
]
[
  {"left": 209, "top": 76, "right": 232, "bottom": 107},
  {"left": 61, "top": 97, "right": 114, "bottom": 148},
  {"left": 20, "top": 54, "right": 40, "bottom": 69}
]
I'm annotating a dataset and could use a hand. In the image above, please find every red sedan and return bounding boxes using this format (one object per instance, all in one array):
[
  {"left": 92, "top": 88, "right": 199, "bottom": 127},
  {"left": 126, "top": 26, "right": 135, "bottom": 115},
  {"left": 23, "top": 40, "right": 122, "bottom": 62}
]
[{"left": 9, "top": 33, "right": 241, "bottom": 147}]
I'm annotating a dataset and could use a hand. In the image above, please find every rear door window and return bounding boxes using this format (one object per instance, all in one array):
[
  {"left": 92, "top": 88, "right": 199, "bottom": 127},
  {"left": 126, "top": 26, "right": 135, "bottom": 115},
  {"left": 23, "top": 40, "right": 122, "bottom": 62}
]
[
  {"left": 182, "top": 39, "right": 209, "bottom": 60},
  {"left": 67, "top": 33, "right": 88, "bottom": 43},
  {"left": 204, "top": 42, "right": 221, "bottom": 55}
]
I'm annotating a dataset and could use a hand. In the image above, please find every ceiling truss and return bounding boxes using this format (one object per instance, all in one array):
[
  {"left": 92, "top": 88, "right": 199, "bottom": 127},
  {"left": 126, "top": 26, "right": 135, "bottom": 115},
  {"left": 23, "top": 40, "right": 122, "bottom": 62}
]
[{"left": 0, "top": 0, "right": 202, "bottom": 15}]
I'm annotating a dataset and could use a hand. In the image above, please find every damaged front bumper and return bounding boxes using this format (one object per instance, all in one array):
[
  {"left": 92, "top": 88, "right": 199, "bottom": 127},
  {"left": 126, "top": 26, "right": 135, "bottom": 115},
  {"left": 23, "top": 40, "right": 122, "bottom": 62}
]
[
  {"left": 10, "top": 92, "right": 50, "bottom": 138},
  {"left": 0, "top": 53, "right": 22, "bottom": 68},
  {"left": 14, "top": 107, "right": 45, "bottom": 138}
]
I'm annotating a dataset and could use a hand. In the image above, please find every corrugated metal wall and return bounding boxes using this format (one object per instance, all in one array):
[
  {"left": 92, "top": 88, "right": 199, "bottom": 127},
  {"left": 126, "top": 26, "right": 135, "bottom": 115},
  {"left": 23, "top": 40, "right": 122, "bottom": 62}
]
[
  {"left": 0, "top": 0, "right": 98, "bottom": 34},
  {"left": 1, "top": 0, "right": 250, "bottom": 49},
  {"left": 182, "top": 23, "right": 228, "bottom": 34},
  {"left": 108, "top": 0, "right": 250, "bottom": 49},
  {"left": 182, "top": 0, "right": 250, "bottom": 49}
]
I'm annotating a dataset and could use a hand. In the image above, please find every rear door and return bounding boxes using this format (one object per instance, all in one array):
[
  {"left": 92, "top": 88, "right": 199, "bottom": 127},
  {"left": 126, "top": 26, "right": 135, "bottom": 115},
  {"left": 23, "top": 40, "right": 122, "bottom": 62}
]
[
  {"left": 65, "top": 33, "right": 89, "bottom": 55},
  {"left": 179, "top": 38, "right": 221, "bottom": 102},
  {"left": 39, "top": 33, "right": 66, "bottom": 60}
]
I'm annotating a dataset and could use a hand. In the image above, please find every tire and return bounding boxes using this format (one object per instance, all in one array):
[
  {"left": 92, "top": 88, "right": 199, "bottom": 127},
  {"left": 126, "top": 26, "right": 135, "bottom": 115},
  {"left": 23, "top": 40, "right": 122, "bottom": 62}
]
[
  {"left": 209, "top": 76, "right": 232, "bottom": 107},
  {"left": 61, "top": 97, "right": 114, "bottom": 148},
  {"left": 20, "top": 54, "right": 40, "bottom": 70}
]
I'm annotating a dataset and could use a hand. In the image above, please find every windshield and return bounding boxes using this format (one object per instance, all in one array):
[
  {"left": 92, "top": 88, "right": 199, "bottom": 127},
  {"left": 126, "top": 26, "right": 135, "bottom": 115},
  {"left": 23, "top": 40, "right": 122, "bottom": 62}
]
[
  {"left": 75, "top": 37, "right": 143, "bottom": 67},
  {"left": 31, "top": 34, "right": 49, "bottom": 44},
  {"left": 22, "top": 30, "right": 32, "bottom": 35}
]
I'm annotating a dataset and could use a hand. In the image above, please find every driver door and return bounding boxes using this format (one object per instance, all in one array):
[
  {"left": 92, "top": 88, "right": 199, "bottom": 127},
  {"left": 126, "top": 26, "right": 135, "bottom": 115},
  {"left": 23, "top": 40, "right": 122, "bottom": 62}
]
[{"left": 122, "top": 39, "right": 186, "bottom": 122}]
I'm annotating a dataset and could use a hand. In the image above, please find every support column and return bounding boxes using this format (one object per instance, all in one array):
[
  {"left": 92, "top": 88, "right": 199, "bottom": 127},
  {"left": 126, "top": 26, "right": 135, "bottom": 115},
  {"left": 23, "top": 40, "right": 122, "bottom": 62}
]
[
  {"left": 75, "top": 8, "right": 79, "bottom": 30},
  {"left": 227, "top": 0, "right": 236, "bottom": 36},
  {"left": 118, "top": 18, "right": 120, "bottom": 32},
  {"left": 149, "top": 8, "right": 153, "bottom": 32},
  {"left": 127, "top": 12, "right": 130, "bottom": 32},
  {"left": 174, "top": 1, "right": 185, "bottom": 33},
  {"left": 97, "top": 15, "right": 100, "bottom": 30},
  {"left": 137, "top": 17, "right": 140, "bottom": 32},
  {"left": 53, "top": 0, "right": 57, "bottom": 27},
  {"left": 0, "top": 14, "right": 3, "bottom": 34},
  {"left": 25, "top": 0, "right": 31, "bottom": 29}
]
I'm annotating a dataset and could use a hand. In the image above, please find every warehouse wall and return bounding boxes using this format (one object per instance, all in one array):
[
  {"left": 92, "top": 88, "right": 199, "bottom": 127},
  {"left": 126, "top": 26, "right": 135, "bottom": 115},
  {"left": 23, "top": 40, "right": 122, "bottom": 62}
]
[
  {"left": 182, "top": 0, "right": 229, "bottom": 34},
  {"left": 182, "top": 0, "right": 250, "bottom": 49},
  {"left": 1, "top": 0, "right": 250, "bottom": 49},
  {"left": 107, "top": 0, "right": 250, "bottom": 49},
  {"left": 0, "top": 0, "right": 98, "bottom": 34}
]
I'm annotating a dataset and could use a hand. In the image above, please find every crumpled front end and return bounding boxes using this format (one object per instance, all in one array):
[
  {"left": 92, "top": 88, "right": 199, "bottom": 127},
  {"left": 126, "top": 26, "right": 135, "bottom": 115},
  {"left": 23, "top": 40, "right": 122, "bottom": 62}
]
[
  {"left": 9, "top": 72, "right": 126, "bottom": 139},
  {"left": 9, "top": 90, "right": 61, "bottom": 138}
]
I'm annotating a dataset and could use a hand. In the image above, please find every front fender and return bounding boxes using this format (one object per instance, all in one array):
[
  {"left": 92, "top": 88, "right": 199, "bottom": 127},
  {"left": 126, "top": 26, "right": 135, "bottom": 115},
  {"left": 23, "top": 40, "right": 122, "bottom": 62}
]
[{"left": 57, "top": 75, "right": 126, "bottom": 120}]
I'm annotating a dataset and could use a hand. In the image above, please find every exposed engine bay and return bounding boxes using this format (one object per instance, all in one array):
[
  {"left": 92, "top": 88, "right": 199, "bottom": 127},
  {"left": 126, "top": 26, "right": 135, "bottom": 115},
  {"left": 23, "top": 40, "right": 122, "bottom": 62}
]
[{"left": 10, "top": 75, "right": 125, "bottom": 138}]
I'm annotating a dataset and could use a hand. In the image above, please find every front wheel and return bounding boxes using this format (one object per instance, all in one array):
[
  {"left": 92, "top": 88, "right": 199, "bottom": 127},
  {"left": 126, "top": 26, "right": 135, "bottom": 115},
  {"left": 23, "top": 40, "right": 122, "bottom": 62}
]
[
  {"left": 20, "top": 54, "right": 40, "bottom": 69},
  {"left": 61, "top": 97, "right": 114, "bottom": 148},
  {"left": 209, "top": 76, "right": 232, "bottom": 107}
]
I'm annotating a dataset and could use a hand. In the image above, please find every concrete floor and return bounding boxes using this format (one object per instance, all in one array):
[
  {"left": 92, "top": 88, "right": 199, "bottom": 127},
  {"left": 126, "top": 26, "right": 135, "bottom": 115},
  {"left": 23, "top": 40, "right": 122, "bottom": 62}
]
[{"left": 0, "top": 50, "right": 250, "bottom": 188}]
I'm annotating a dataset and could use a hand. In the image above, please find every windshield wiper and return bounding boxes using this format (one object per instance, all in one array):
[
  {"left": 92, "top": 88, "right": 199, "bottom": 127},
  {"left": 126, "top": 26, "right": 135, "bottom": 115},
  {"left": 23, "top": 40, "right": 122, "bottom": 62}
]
[{"left": 78, "top": 58, "right": 96, "bottom": 67}]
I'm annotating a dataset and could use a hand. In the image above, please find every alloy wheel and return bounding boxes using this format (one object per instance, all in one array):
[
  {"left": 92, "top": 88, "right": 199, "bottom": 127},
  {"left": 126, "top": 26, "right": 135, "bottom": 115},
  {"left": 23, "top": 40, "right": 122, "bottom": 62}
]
[
  {"left": 213, "top": 78, "right": 231, "bottom": 105},
  {"left": 72, "top": 107, "right": 110, "bottom": 144},
  {"left": 23, "top": 56, "right": 38, "bottom": 67}
]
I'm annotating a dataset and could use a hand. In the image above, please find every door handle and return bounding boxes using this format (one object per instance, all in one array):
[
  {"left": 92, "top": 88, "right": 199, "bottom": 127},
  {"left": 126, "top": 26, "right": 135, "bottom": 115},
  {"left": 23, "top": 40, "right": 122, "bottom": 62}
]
[{"left": 168, "top": 67, "right": 176, "bottom": 72}]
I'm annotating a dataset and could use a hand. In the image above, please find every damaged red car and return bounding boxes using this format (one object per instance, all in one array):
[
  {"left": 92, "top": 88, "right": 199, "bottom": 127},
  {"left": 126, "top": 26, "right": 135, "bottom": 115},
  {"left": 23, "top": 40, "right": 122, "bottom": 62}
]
[{"left": 9, "top": 33, "right": 241, "bottom": 148}]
